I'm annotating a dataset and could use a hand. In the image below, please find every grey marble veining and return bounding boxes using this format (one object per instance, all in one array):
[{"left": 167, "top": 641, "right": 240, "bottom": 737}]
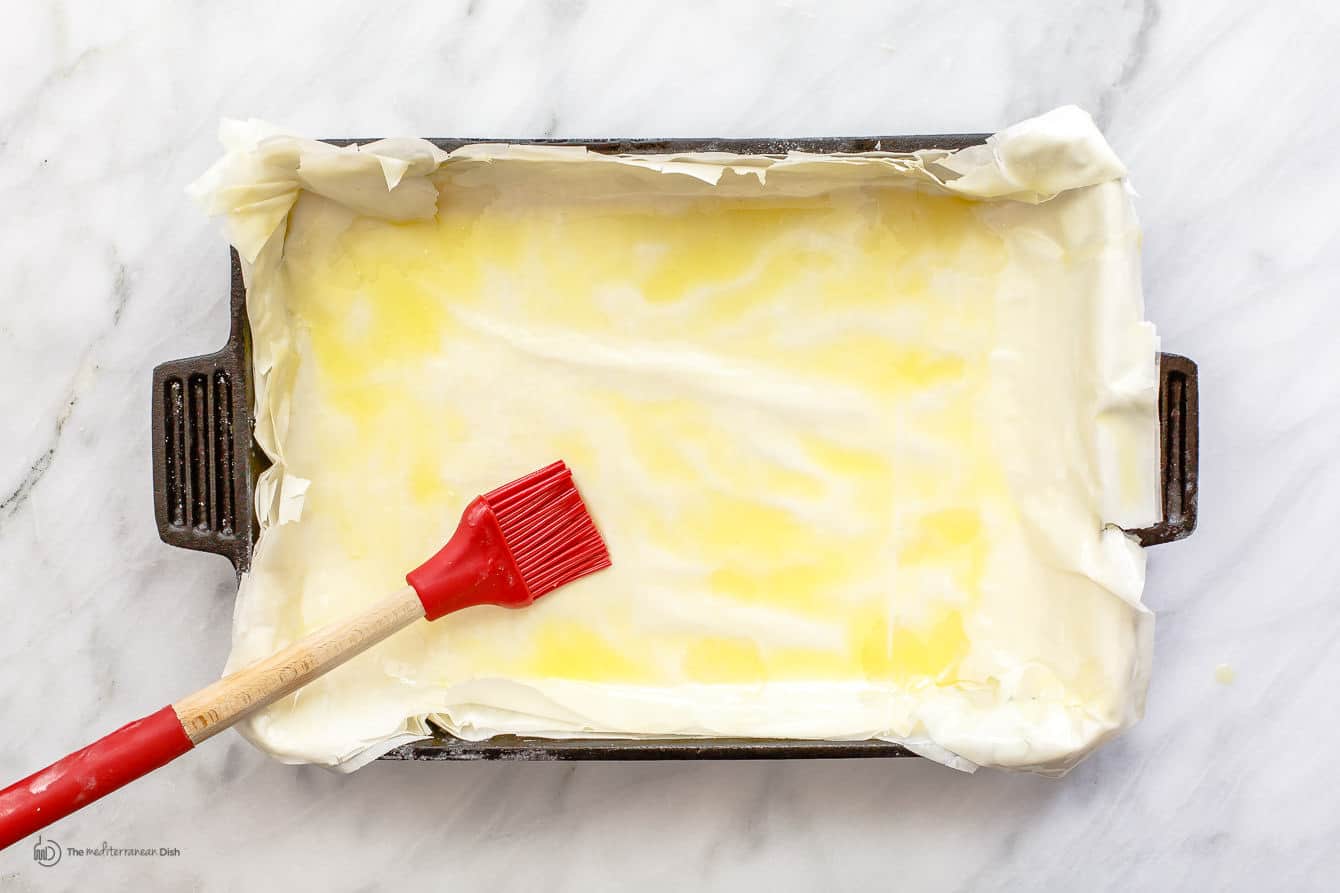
[{"left": 2, "top": 0, "right": 1338, "bottom": 889}]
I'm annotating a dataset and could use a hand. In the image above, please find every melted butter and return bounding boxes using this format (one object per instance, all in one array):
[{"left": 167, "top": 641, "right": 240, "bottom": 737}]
[
  {"left": 766, "top": 646, "right": 859, "bottom": 681},
  {"left": 806, "top": 337, "right": 967, "bottom": 397},
  {"left": 526, "top": 622, "right": 658, "bottom": 683},
  {"left": 900, "top": 508, "right": 988, "bottom": 598},
  {"left": 683, "top": 636, "right": 766, "bottom": 683},
  {"left": 891, "top": 611, "right": 970, "bottom": 683},
  {"left": 283, "top": 177, "right": 1021, "bottom": 690},
  {"left": 708, "top": 559, "right": 853, "bottom": 616},
  {"left": 850, "top": 603, "right": 971, "bottom": 685}
]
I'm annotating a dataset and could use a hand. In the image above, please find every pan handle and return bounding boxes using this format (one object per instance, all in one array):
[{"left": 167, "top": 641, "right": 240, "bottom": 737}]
[
  {"left": 151, "top": 344, "right": 251, "bottom": 573},
  {"left": 1131, "top": 353, "right": 1199, "bottom": 546}
]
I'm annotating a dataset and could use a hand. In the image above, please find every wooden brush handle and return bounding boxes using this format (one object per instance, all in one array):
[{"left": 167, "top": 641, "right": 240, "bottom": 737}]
[
  {"left": 0, "top": 586, "right": 425, "bottom": 849},
  {"left": 174, "top": 586, "right": 425, "bottom": 743}
]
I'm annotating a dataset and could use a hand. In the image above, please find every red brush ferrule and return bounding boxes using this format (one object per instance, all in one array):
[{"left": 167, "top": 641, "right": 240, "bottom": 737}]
[{"left": 406, "top": 497, "right": 534, "bottom": 621}]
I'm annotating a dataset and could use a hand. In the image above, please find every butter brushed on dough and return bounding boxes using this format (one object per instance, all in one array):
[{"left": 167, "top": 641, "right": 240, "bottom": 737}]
[{"left": 191, "top": 107, "right": 1160, "bottom": 774}]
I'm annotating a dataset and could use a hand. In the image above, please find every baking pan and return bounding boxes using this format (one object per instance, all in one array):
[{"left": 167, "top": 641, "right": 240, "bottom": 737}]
[{"left": 152, "top": 135, "right": 1199, "bottom": 762}]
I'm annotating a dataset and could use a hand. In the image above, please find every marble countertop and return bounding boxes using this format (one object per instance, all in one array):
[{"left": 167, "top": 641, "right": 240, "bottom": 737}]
[{"left": 2, "top": 1, "right": 1337, "bottom": 889}]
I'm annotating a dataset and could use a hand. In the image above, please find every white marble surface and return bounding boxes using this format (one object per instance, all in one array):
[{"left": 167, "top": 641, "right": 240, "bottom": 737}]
[{"left": 2, "top": 0, "right": 1338, "bottom": 889}]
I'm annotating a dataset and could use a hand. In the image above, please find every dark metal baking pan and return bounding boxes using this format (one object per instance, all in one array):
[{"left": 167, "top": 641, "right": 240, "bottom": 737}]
[{"left": 152, "top": 135, "right": 1199, "bottom": 762}]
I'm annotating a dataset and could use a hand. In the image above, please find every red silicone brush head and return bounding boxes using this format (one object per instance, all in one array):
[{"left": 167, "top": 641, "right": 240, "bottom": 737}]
[
  {"left": 407, "top": 461, "right": 612, "bottom": 620},
  {"left": 482, "top": 461, "right": 613, "bottom": 598}
]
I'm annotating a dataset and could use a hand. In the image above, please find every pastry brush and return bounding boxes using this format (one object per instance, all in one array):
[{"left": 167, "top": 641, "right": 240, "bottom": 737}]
[{"left": 0, "top": 460, "right": 610, "bottom": 850}]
